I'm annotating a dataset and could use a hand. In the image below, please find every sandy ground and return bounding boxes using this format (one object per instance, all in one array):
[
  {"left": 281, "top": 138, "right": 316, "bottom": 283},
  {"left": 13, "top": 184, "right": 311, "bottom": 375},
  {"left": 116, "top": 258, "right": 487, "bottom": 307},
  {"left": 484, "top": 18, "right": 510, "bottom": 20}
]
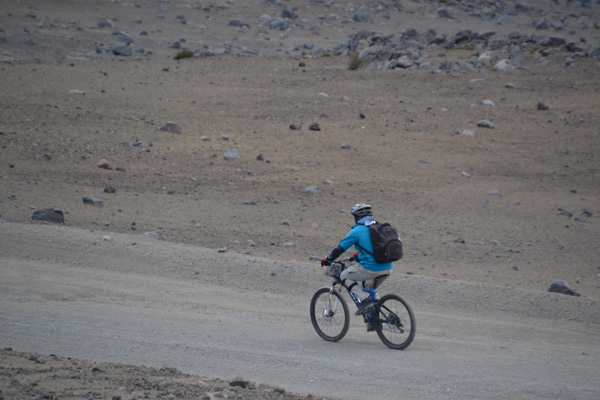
[
  {"left": 1, "top": 0, "right": 600, "bottom": 399},
  {"left": 1, "top": 223, "right": 599, "bottom": 400}
]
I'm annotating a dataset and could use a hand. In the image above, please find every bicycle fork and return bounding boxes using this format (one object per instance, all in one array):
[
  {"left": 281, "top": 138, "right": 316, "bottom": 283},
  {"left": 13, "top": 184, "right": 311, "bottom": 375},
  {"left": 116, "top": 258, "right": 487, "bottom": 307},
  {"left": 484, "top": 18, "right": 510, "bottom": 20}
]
[{"left": 324, "top": 287, "right": 340, "bottom": 318}]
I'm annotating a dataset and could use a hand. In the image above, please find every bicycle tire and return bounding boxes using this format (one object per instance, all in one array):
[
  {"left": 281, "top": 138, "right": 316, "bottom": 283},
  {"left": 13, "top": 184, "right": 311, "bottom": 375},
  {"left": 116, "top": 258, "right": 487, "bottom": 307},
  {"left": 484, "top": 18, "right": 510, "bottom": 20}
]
[
  {"left": 310, "top": 287, "right": 350, "bottom": 342},
  {"left": 373, "top": 293, "right": 416, "bottom": 350}
]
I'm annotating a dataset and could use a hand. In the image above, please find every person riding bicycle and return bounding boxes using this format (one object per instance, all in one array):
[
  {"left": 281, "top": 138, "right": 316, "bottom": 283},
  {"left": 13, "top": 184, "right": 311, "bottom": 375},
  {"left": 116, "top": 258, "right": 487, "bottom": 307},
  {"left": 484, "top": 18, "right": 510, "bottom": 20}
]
[{"left": 321, "top": 203, "right": 393, "bottom": 317}]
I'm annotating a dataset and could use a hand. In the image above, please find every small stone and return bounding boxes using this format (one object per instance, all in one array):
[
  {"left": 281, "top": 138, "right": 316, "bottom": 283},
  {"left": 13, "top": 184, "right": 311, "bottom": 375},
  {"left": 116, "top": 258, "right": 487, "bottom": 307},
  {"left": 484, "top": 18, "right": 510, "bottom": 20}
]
[
  {"left": 558, "top": 208, "right": 573, "bottom": 218},
  {"left": 537, "top": 102, "right": 549, "bottom": 111},
  {"left": 477, "top": 120, "right": 494, "bottom": 129},
  {"left": 461, "top": 171, "right": 471, "bottom": 178},
  {"left": 303, "top": 185, "right": 318, "bottom": 194},
  {"left": 230, "top": 377, "right": 250, "bottom": 389},
  {"left": 487, "top": 190, "right": 502, "bottom": 196},
  {"left": 455, "top": 129, "right": 475, "bottom": 136},
  {"left": 32, "top": 208, "right": 64, "bottom": 224},
  {"left": 548, "top": 280, "right": 580, "bottom": 296},
  {"left": 340, "top": 142, "right": 351, "bottom": 149},
  {"left": 280, "top": 220, "right": 291, "bottom": 226},
  {"left": 82, "top": 197, "right": 104, "bottom": 207},
  {"left": 437, "top": 8, "right": 452, "bottom": 19},
  {"left": 309, "top": 122, "right": 321, "bottom": 131},
  {"left": 112, "top": 45, "right": 132, "bottom": 56},
  {"left": 289, "top": 124, "right": 302, "bottom": 130},
  {"left": 159, "top": 122, "right": 182, "bottom": 134},
  {"left": 224, "top": 149, "right": 241, "bottom": 160},
  {"left": 96, "top": 159, "right": 110, "bottom": 169}
]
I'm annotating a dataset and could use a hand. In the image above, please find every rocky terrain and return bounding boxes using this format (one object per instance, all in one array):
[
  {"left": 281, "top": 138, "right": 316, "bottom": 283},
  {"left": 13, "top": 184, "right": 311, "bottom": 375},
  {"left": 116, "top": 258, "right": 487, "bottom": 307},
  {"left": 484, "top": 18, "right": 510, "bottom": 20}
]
[{"left": 1, "top": 0, "right": 599, "bottom": 399}]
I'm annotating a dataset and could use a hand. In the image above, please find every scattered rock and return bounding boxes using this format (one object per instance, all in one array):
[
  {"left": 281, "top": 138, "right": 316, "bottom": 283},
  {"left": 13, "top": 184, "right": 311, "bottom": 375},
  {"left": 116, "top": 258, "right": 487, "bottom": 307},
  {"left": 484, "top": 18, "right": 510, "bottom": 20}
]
[
  {"left": 143, "top": 231, "right": 163, "bottom": 240},
  {"left": 353, "top": 7, "right": 373, "bottom": 23},
  {"left": 455, "top": 129, "right": 475, "bottom": 136},
  {"left": 558, "top": 208, "right": 573, "bottom": 218},
  {"left": 159, "top": 122, "right": 182, "bottom": 134},
  {"left": 308, "top": 123, "right": 321, "bottom": 131},
  {"left": 96, "top": 159, "right": 111, "bottom": 169},
  {"left": 303, "top": 185, "right": 318, "bottom": 194},
  {"left": 289, "top": 124, "right": 302, "bottom": 130},
  {"left": 224, "top": 149, "right": 241, "bottom": 160},
  {"left": 112, "top": 45, "right": 132, "bottom": 56},
  {"left": 477, "top": 120, "right": 494, "bottom": 129},
  {"left": 437, "top": 8, "right": 453, "bottom": 19},
  {"left": 82, "top": 197, "right": 104, "bottom": 207},
  {"left": 548, "top": 280, "right": 581, "bottom": 297},
  {"left": 537, "top": 102, "right": 549, "bottom": 111},
  {"left": 31, "top": 208, "right": 64, "bottom": 224},
  {"left": 229, "top": 377, "right": 251, "bottom": 389}
]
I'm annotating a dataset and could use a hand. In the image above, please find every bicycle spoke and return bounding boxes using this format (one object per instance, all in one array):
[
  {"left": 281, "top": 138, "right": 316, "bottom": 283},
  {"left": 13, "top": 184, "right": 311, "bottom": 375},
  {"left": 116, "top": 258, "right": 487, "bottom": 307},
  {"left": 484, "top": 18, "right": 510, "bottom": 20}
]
[
  {"left": 310, "top": 287, "right": 350, "bottom": 342},
  {"left": 374, "top": 294, "right": 416, "bottom": 350}
]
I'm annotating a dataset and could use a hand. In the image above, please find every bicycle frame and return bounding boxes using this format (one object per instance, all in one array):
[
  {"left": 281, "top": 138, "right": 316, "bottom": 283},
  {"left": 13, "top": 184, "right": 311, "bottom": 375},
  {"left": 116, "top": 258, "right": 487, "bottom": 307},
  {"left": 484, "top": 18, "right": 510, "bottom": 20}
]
[{"left": 329, "top": 260, "right": 381, "bottom": 325}]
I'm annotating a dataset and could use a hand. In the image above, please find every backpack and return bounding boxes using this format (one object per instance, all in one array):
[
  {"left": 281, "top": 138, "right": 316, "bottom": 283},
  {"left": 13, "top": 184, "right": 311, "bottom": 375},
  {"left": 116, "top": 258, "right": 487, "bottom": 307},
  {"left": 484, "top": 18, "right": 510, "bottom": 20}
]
[{"left": 357, "top": 222, "right": 403, "bottom": 263}]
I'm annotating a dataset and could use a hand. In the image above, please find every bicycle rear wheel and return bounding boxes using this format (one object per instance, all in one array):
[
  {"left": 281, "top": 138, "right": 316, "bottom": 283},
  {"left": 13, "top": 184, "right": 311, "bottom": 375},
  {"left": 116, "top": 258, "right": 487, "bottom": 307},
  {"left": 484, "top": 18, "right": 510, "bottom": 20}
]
[
  {"left": 310, "top": 287, "right": 350, "bottom": 342},
  {"left": 373, "top": 294, "right": 416, "bottom": 350}
]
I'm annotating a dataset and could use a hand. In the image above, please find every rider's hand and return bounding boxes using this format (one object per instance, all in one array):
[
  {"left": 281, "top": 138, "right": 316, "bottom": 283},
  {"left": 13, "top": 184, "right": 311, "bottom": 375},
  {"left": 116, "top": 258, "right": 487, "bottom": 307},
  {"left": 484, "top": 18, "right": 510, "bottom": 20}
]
[
  {"left": 348, "top": 252, "right": 359, "bottom": 261},
  {"left": 321, "top": 257, "right": 331, "bottom": 267}
]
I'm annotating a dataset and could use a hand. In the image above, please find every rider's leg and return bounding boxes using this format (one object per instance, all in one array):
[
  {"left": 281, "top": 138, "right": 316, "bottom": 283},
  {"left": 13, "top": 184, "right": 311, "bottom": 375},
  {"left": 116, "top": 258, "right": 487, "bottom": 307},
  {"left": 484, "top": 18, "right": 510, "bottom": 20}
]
[
  {"left": 340, "top": 264, "right": 382, "bottom": 301},
  {"left": 364, "top": 271, "right": 391, "bottom": 301}
]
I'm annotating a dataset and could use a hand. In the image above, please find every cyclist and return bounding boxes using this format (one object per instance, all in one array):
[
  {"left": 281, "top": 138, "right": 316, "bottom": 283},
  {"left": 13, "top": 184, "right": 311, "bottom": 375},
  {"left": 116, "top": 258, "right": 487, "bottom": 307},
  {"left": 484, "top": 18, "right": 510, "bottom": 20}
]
[{"left": 321, "top": 204, "right": 393, "bottom": 320}]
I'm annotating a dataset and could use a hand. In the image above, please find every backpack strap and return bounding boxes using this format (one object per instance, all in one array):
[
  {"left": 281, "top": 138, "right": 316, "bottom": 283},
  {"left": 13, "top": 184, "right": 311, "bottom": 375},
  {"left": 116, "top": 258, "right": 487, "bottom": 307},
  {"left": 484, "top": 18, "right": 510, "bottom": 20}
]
[{"left": 355, "top": 242, "right": 374, "bottom": 257}]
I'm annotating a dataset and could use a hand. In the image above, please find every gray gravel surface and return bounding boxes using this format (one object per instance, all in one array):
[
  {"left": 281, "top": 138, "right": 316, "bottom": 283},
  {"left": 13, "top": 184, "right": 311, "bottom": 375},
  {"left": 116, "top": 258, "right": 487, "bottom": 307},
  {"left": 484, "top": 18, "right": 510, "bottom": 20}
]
[{"left": 1, "top": 222, "right": 599, "bottom": 400}]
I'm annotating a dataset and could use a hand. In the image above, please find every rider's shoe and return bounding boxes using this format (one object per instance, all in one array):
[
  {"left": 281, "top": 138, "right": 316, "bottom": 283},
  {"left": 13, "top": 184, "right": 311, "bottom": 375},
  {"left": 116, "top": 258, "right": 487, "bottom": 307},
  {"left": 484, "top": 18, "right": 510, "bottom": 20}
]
[
  {"left": 366, "top": 322, "right": 375, "bottom": 332},
  {"left": 355, "top": 298, "right": 374, "bottom": 316}
]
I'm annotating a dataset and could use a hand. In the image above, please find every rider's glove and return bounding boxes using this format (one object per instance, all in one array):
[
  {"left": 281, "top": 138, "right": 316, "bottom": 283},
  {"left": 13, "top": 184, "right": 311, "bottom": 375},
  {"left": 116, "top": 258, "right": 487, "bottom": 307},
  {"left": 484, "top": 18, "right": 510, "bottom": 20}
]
[
  {"left": 348, "top": 252, "right": 359, "bottom": 261},
  {"left": 321, "top": 257, "right": 332, "bottom": 267}
]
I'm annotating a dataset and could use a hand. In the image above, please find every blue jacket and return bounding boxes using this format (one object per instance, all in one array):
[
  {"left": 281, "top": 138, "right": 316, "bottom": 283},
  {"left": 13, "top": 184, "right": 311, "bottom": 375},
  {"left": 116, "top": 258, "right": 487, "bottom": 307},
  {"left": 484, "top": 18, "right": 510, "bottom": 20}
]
[{"left": 339, "top": 216, "right": 393, "bottom": 272}]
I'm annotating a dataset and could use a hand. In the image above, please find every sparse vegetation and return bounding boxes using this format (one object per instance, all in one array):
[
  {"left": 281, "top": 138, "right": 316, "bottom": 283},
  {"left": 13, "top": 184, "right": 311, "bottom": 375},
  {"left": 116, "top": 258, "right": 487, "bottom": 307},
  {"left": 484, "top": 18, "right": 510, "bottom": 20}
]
[
  {"left": 174, "top": 50, "right": 194, "bottom": 60},
  {"left": 348, "top": 51, "right": 365, "bottom": 70}
]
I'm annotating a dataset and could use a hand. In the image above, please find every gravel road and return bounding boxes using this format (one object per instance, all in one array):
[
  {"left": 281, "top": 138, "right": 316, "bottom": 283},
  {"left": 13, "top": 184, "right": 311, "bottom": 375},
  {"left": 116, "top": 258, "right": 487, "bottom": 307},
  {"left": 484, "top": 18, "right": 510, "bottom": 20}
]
[{"left": 1, "top": 223, "right": 599, "bottom": 400}]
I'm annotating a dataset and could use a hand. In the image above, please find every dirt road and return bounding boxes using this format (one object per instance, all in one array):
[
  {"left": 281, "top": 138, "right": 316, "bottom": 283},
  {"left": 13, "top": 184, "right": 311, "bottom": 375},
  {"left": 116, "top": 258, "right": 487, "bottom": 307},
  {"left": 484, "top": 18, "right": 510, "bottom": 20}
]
[{"left": 1, "top": 223, "right": 598, "bottom": 399}]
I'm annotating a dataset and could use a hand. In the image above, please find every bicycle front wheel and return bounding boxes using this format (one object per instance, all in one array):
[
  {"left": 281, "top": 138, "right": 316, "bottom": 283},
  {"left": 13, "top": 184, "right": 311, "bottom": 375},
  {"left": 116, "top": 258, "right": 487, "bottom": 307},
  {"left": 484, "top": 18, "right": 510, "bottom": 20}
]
[
  {"left": 310, "top": 287, "right": 350, "bottom": 342},
  {"left": 374, "top": 294, "right": 416, "bottom": 350}
]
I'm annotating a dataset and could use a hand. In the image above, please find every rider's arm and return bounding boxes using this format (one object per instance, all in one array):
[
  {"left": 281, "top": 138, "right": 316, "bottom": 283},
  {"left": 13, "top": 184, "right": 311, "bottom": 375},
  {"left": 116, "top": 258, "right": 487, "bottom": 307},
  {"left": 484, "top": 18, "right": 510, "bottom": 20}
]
[
  {"left": 326, "top": 244, "right": 344, "bottom": 262},
  {"left": 327, "top": 227, "right": 360, "bottom": 262}
]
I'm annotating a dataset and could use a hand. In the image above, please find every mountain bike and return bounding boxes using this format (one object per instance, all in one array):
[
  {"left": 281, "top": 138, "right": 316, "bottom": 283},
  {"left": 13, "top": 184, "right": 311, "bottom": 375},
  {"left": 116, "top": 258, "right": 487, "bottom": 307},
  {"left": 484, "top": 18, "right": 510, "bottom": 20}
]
[{"left": 310, "top": 258, "right": 416, "bottom": 350}]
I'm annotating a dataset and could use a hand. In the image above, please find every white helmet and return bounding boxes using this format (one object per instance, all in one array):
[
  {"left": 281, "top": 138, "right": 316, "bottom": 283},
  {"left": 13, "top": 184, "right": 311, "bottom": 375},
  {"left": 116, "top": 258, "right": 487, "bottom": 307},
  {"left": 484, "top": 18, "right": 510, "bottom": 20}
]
[{"left": 351, "top": 203, "right": 372, "bottom": 222}]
